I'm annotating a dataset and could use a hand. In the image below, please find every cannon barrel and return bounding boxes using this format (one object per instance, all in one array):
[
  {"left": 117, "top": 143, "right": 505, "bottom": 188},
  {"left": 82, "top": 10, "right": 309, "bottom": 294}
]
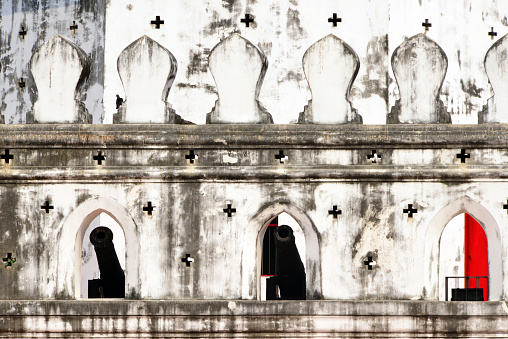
[
  {"left": 274, "top": 225, "right": 306, "bottom": 300},
  {"left": 90, "top": 227, "right": 125, "bottom": 298}
]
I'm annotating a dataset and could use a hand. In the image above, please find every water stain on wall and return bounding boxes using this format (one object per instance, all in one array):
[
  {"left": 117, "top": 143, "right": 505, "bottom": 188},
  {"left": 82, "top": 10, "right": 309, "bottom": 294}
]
[
  {"left": 177, "top": 83, "right": 216, "bottom": 94},
  {"left": 279, "top": 70, "right": 304, "bottom": 83},
  {"left": 258, "top": 42, "right": 272, "bottom": 56},
  {"left": 221, "top": 0, "right": 236, "bottom": 12},
  {"left": 460, "top": 79, "right": 483, "bottom": 98},
  {"left": 186, "top": 46, "right": 211, "bottom": 78},
  {"left": 0, "top": 0, "right": 105, "bottom": 123},
  {"left": 286, "top": 8, "right": 307, "bottom": 39},
  {"left": 351, "top": 35, "right": 389, "bottom": 104},
  {"left": 202, "top": 13, "right": 234, "bottom": 36}
]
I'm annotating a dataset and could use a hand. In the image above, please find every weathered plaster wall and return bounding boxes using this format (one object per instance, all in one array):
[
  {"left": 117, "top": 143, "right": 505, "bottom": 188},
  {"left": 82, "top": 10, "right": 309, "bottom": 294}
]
[
  {"left": 1, "top": 300, "right": 508, "bottom": 338},
  {"left": 1, "top": 1, "right": 507, "bottom": 337},
  {"left": 1, "top": 0, "right": 507, "bottom": 124},
  {"left": 388, "top": 0, "right": 508, "bottom": 124},
  {"left": 0, "top": 124, "right": 506, "bottom": 301},
  {"left": 103, "top": 0, "right": 389, "bottom": 124},
  {"left": 102, "top": 0, "right": 508, "bottom": 124},
  {"left": 0, "top": 0, "right": 105, "bottom": 123}
]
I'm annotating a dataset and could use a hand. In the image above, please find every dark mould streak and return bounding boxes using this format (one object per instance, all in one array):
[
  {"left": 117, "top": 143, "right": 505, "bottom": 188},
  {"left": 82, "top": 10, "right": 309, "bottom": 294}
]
[
  {"left": 186, "top": 48, "right": 211, "bottom": 78},
  {"left": 352, "top": 35, "right": 389, "bottom": 103},
  {"left": 286, "top": 8, "right": 307, "bottom": 39},
  {"left": 177, "top": 83, "right": 217, "bottom": 94},
  {"left": 460, "top": 79, "right": 483, "bottom": 98},
  {"left": 202, "top": 17, "right": 233, "bottom": 36},
  {"left": 221, "top": 0, "right": 236, "bottom": 13},
  {"left": 279, "top": 70, "right": 304, "bottom": 83}
]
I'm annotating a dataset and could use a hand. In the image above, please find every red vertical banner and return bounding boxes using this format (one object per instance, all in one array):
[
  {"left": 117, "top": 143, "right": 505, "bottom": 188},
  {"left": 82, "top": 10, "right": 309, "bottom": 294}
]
[{"left": 464, "top": 213, "right": 489, "bottom": 300}]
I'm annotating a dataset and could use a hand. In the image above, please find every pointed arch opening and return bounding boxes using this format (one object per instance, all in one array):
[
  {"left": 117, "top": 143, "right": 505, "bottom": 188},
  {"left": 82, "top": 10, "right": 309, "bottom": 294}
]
[
  {"left": 425, "top": 197, "right": 502, "bottom": 300},
  {"left": 260, "top": 213, "right": 306, "bottom": 300},
  {"left": 242, "top": 202, "right": 321, "bottom": 300},
  {"left": 57, "top": 197, "right": 139, "bottom": 299},
  {"left": 81, "top": 213, "right": 126, "bottom": 298},
  {"left": 439, "top": 213, "right": 489, "bottom": 300}
]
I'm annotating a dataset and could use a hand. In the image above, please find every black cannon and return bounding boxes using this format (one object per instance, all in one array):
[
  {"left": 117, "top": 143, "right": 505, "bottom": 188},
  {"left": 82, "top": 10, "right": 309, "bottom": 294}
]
[
  {"left": 272, "top": 224, "right": 306, "bottom": 300},
  {"left": 89, "top": 226, "right": 125, "bottom": 298}
]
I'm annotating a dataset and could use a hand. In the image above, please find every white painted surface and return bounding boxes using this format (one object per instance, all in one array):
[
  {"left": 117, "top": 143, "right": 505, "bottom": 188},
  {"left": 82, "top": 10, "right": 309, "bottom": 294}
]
[
  {"left": 100, "top": 0, "right": 508, "bottom": 125},
  {"left": 30, "top": 35, "right": 90, "bottom": 123},
  {"left": 117, "top": 35, "right": 176, "bottom": 123},
  {"left": 0, "top": 0, "right": 105, "bottom": 123},
  {"left": 439, "top": 213, "right": 465, "bottom": 301},
  {"left": 392, "top": 33, "right": 447, "bottom": 123},
  {"left": 302, "top": 34, "right": 360, "bottom": 124},
  {"left": 103, "top": 0, "right": 389, "bottom": 124},
  {"left": 2, "top": 0, "right": 508, "bottom": 124},
  {"left": 424, "top": 196, "right": 502, "bottom": 301},
  {"left": 57, "top": 196, "right": 140, "bottom": 299},
  {"left": 3, "top": 0, "right": 508, "bottom": 306},
  {"left": 3, "top": 165, "right": 507, "bottom": 301},
  {"left": 207, "top": 33, "right": 271, "bottom": 123},
  {"left": 484, "top": 33, "right": 508, "bottom": 123}
]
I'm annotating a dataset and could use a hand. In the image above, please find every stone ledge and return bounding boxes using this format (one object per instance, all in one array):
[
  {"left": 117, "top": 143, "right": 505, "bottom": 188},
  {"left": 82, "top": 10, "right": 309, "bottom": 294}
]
[
  {"left": 0, "top": 124, "right": 508, "bottom": 148},
  {"left": 0, "top": 166, "right": 507, "bottom": 182},
  {"left": 0, "top": 300, "right": 507, "bottom": 338}
]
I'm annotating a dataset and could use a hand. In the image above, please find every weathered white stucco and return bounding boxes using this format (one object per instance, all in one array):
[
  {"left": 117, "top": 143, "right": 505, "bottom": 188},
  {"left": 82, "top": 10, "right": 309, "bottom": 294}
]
[
  {"left": 484, "top": 32, "right": 508, "bottom": 123},
  {"left": 391, "top": 33, "right": 448, "bottom": 123},
  {"left": 0, "top": 0, "right": 105, "bottom": 123},
  {"left": 439, "top": 214, "right": 465, "bottom": 301},
  {"left": 301, "top": 34, "right": 360, "bottom": 124},
  {"left": 207, "top": 33, "right": 272, "bottom": 124},
  {"left": 30, "top": 34, "right": 91, "bottom": 123},
  {"left": 1, "top": 1, "right": 508, "bottom": 337},
  {"left": 98, "top": 0, "right": 508, "bottom": 124},
  {"left": 116, "top": 35, "right": 177, "bottom": 123}
]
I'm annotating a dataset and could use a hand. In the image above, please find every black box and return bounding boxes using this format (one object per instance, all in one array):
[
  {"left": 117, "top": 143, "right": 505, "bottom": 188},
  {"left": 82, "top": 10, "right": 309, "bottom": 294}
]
[{"left": 451, "top": 288, "right": 484, "bottom": 301}]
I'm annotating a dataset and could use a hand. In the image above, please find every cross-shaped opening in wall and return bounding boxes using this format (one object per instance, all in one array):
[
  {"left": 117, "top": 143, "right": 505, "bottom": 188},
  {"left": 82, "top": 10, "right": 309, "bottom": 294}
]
[
  {"left": 69, "top": 21, "right": 78, "bottom": 34},
  {"left": 185, "top": 150, "right": 198, "bottom": 164},
  {"left": 275, "top": 150, "right": 288, "bottom": 164},
  {"left": 19, "top": 26, "right": 27, "bottom": 40},
  {"left": 364, "top": 256, "right": 376, "bottom": 270},
  {"left": 19, "top": 78, "right": 25, "bottom": 89},
  {"left": 328, "top": 13, "right": 342, "bottom": 27},
  {"left": 3, "top": 253, "right": 16, "bottom": 268},
  {"left": 456, "top": 149, "right": 470, "bottom": 163},
  {"left": 241, "top": 13, "right": 254, "bottom": 27},
  {"left": 93, "top": 151, "right": 106, "bottom": 165},
  {"left": 181, "top": 254, "right": 194, "bottom": 267},
  {"left": 489, "top": 27, "right": 498, "bottom": 40},
  {"left": 223, "top": 203, "right": 236, "bottom": 217},
  {"left": 367, "top": 150, "right": 381, "bottom": 163},
  {"left": 403, "top": 204, "right": 418, "bottom": 218},
  {"left": 41, "top": 201, "right": 54, "bottom": 214},
  {"left": 422, "top": 19, "right": 432, "bottom": 32},
  {"left": 328, "top": 205, "right": 342, "bottom": 219},
  {"left": 0, "top": 149, "right": 14, "bottom": 164},
  {"left": 143, "top": 201, "right": 155, "bottom": 216},
  {"left": 151, "top": 16, "right": 164, "bottom": 29}
]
